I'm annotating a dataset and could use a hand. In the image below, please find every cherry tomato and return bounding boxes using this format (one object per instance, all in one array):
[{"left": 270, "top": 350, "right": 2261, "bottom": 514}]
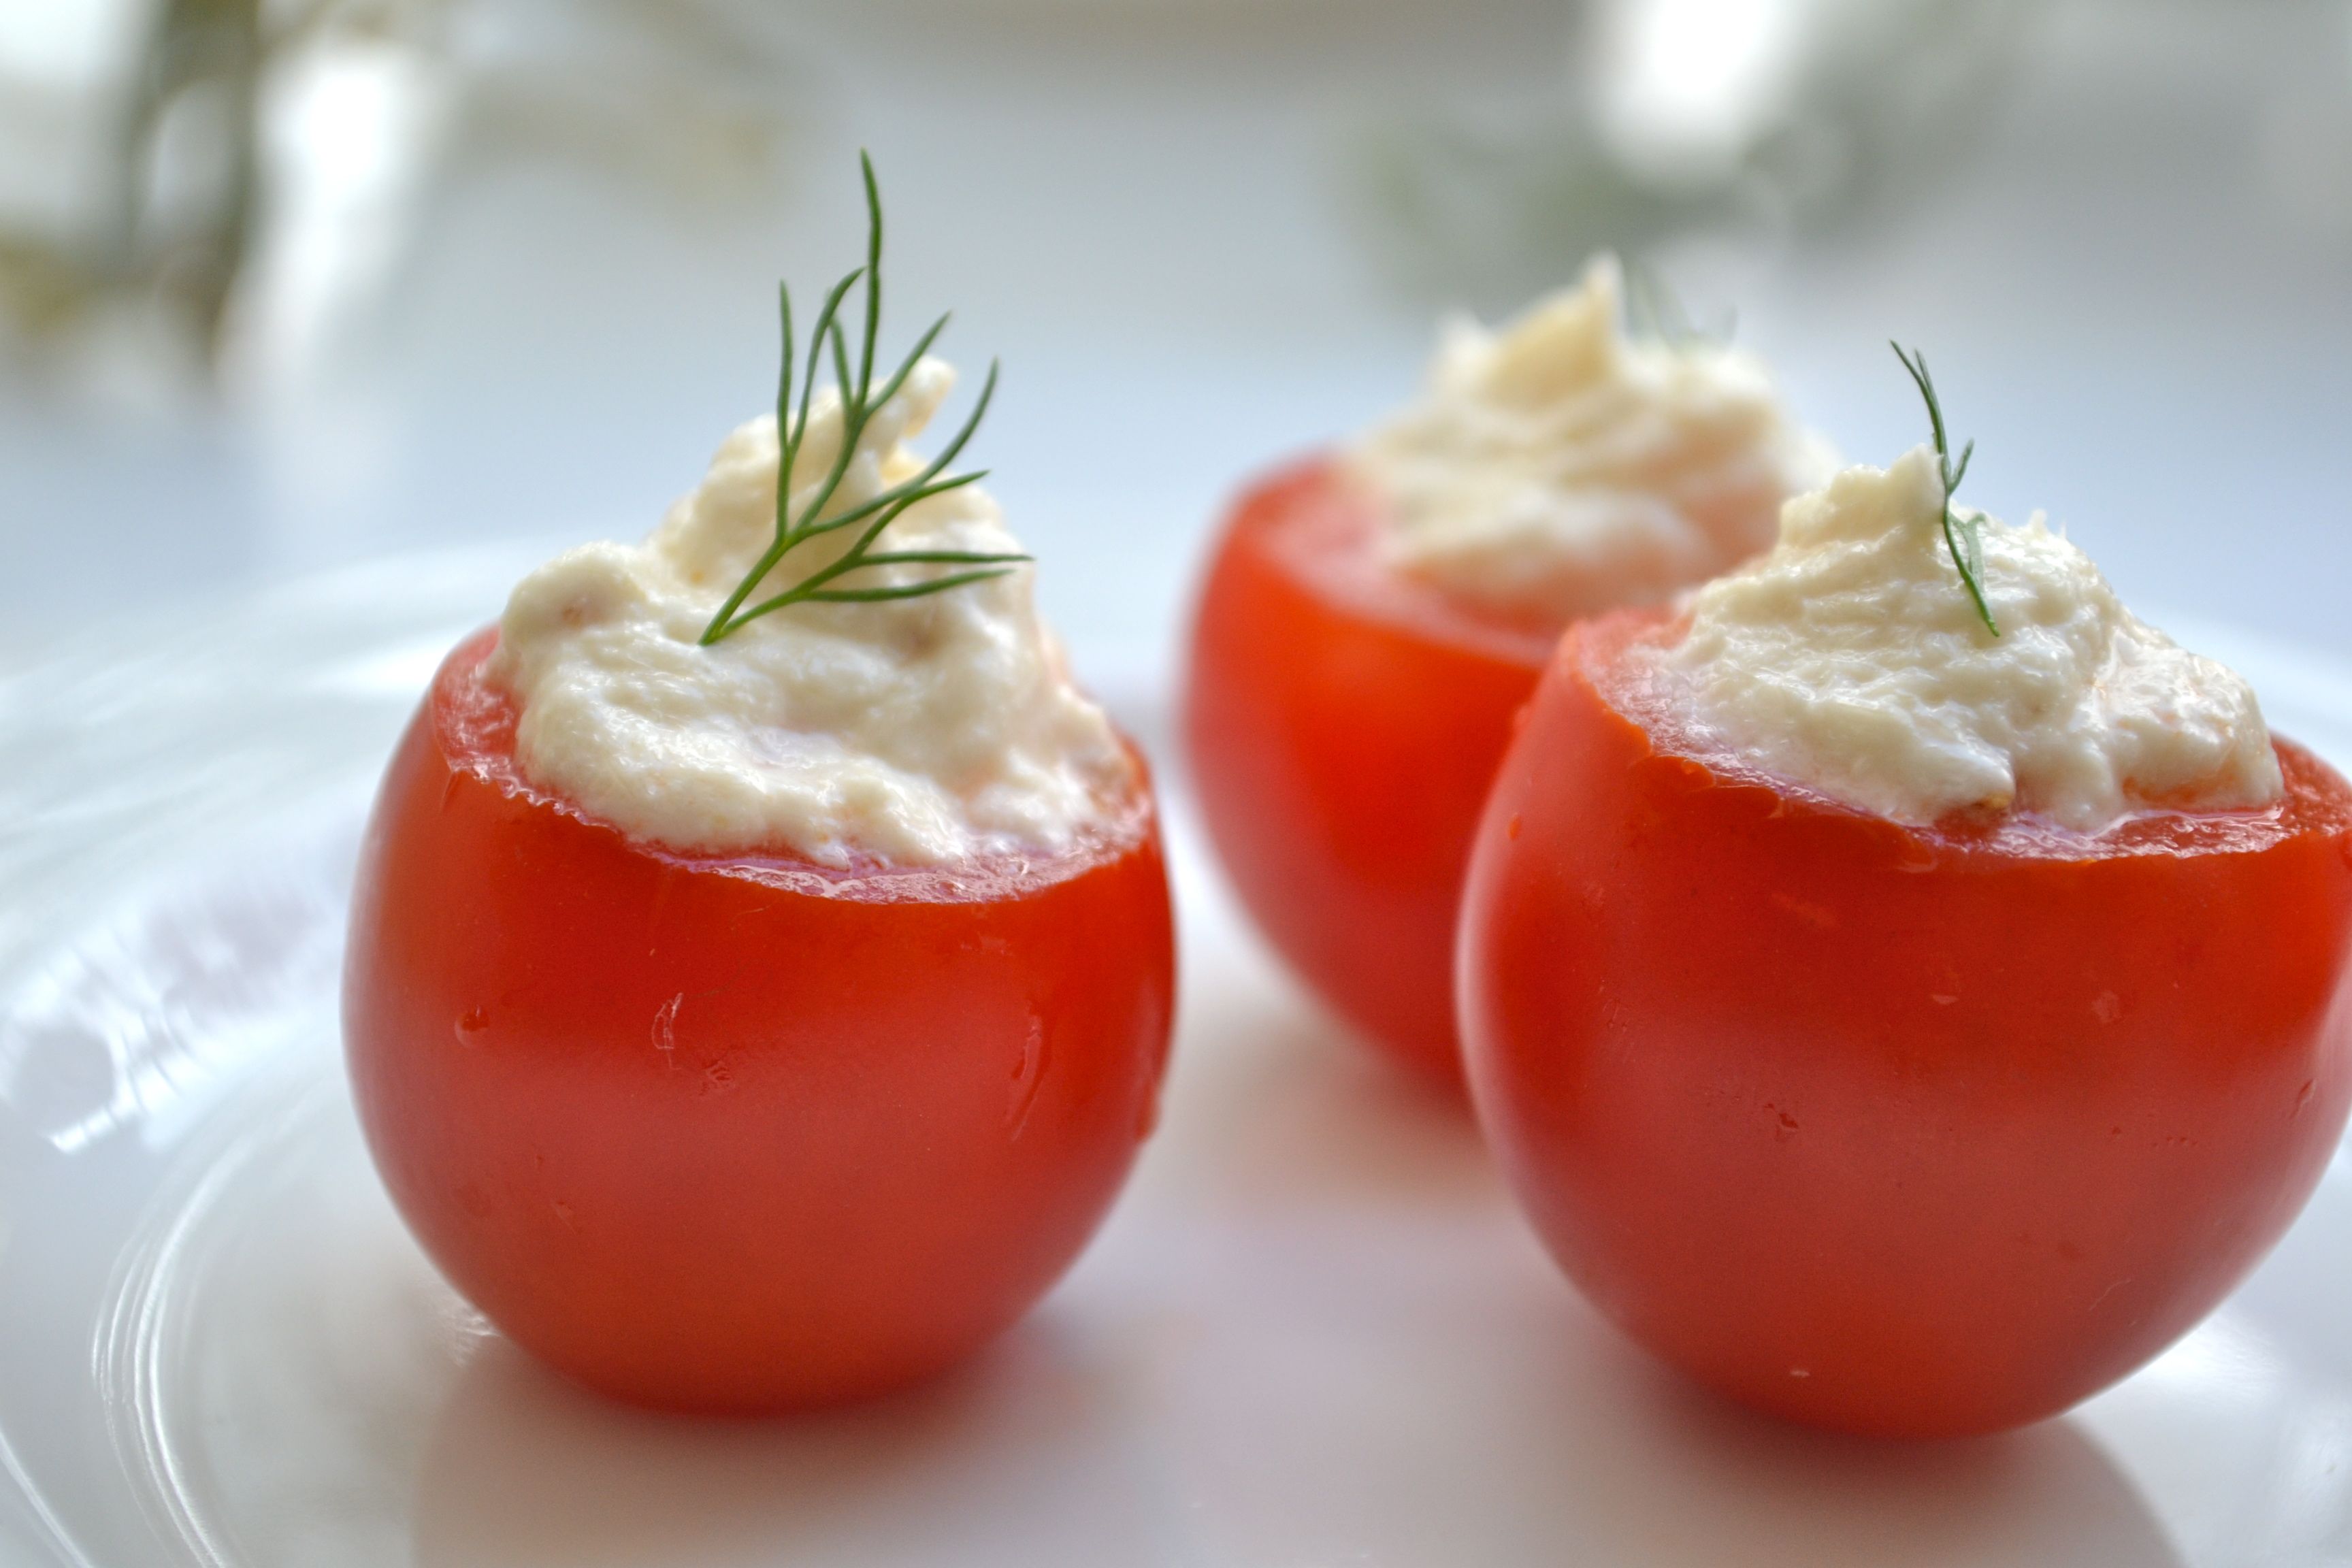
[
  {"left": 344, "top": 630, "right": 1175, "bottom": 1413},
  {"left": 1183, "top": 460, "right": 1552, "bottom": 1088},
  {"left": 1458, "top": 608, "right": 2352, "bottom": 1438}
]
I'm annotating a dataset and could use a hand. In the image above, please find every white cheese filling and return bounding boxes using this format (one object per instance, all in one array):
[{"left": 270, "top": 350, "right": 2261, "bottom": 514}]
[
  {"left": 1350, "top": 256, "right": 1832, "bottom": 624},
  {"left": 1650, "top": 447, "right": 2283, "bottom": 832},
  {"left": 485, "top": 357, "right": 1133, "bottom": 866}
]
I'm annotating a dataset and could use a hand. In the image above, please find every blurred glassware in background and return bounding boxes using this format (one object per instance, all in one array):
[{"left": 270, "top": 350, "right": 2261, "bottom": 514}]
[
  {"left": 1358, "top": 0, "right": 2024, "bottom": 312},
  {"left": 0, "top": 0, "right": 2038, "bottom": 393},
  {"left": 0, "top": 0, "right": 805, "bottom": 400},
  {"left": 0, "top": 0, "right": 2349, "bottom": 679}
]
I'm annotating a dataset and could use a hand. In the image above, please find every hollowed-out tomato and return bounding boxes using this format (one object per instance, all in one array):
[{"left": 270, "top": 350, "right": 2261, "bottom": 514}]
[
  {"left": 344, "top": 630, "right": 1175, "bottom": 1414},
  {"left": 1183, "top": 459, "right": 1553, "bottom": 1088},
  {"left": 1458, "top": 608, "right": 2352, "bottom": 1437}
]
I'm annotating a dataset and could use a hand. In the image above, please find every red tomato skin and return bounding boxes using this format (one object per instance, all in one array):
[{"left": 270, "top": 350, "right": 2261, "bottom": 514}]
[
  {"left": 1459, "top": 610, "right": 2352, "bottom": 1438},
  {"left": 344, "top": 630, "right": 1176, "bottom": 1414},
  {"left": 1183, "top": 459, "right": 1552, "bottom": 1088}
]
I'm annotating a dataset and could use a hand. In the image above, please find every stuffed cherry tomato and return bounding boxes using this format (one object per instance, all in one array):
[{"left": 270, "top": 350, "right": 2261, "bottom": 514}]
[
  {"left": 1184, "top": 460, "right": 1552, "bottom": 1083},
  {"left": 1459, "top": 375, "right": 2352, "bottom": 1437},
  {"left": 1186, "top": 261, "right": 1825, "bottom": 1088},
  {"left": 344, "top": 163, "right": 1174, "bottom": 1414}
]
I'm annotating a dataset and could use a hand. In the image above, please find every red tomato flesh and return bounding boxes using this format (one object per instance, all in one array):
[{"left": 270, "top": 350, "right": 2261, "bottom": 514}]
[
  {"left": 1459, "top": 608, "right": 2352, "bottom": 1438},
  {"left": 344, "top": 630, "right": 1175, "bottom": 1413},
  {"left": 1184, "top": 460, "right": 1553, "bottom": 1088}
]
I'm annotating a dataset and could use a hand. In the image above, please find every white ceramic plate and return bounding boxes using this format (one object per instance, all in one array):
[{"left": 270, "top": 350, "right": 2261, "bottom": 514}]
[{"left": 3, "top": 557, "right": 2352, "bottom": 1568}]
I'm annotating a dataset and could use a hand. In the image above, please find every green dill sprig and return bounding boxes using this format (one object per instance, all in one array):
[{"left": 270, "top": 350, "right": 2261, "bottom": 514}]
[
  {"left": 1890, "top": 342, "right": 1998, "bottom": 639},
  {"left": 698, "top": 154, "right": 1025, "bottom": 645}
]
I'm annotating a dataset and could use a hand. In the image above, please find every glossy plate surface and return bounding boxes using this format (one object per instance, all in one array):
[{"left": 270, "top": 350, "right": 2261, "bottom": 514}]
[{"left": 3, "top": 555, "right": 2351, "bottom": 1567}]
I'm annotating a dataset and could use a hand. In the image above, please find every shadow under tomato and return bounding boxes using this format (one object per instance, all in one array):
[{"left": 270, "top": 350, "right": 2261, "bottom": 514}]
[
  {"left": 1141, "top": 808, "right": 1492, "bottom": 1221},
  {"left": 1107, "top": 1272, "right": 2189, "bottom": 1568},
  {"left": 400, "top": 814, "right": 2194, "bottom": 1568},
  {"left": 408, "top": 1313, "right": 1173, "bottom": 1568},
  {"left": 1093, "top": 848, "right": 2193, "bottom": 1567},
  {"left": 1578, "top": 1351, "right": 2193, "bottom": 1567},
  {"left": 1158, "top": 1002, "right": 1489, "bottom": 1215}
]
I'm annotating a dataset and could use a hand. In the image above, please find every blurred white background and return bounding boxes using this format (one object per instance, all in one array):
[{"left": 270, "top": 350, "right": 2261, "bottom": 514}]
[{"left": 1, "top": 0, "right": 2348, "bottom": 685}]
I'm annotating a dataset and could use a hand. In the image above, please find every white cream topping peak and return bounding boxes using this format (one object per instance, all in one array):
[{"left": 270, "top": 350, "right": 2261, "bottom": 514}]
[
  {"left": 1352, "top": 256, "right": 1831, "bottom": 623},
  {"left": 1654, "top": 448, "right": 2283, "bottom": 832},
  {"left": 485, "top": 359, "right": 1131, "bottom": 866}
]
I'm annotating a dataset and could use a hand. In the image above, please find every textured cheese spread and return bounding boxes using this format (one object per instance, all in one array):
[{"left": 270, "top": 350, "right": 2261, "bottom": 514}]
[
  {"left": 485, "top": 358, "right": 1132, "bottom": 866},
  {"left": 1651, "top": 447, "right": 2283, "bottom": 832},
  {"left": 1350, "top": 256, "right": 1831, "bottom": 624}
]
